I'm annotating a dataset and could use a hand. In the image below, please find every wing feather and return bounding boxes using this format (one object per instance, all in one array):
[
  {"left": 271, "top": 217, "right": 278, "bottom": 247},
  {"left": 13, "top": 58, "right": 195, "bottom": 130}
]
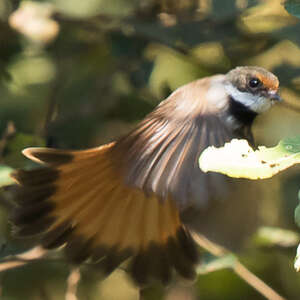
[
  {"left": 11, "top": 76, "right": 255, "bottom": 285},
  {"left": 115, "top": 113, "right": 232, "bottom": 208}
]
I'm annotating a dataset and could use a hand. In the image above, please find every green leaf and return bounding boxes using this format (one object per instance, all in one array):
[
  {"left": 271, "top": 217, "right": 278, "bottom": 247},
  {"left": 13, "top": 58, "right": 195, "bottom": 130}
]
[
  {"left": 53, "top": 0, "right": 139, "bottom": 18},
  {"left": 0, "top": 165, "right": 14, "bottom": 187},
  {"left": 284, "top": 0, "right": 300, "bottom": 19},
  {"left": 199, "top": 137, "right": 300, "bottom": 179},
  {"left": 197, "top": 254, "right": 237, "bottom": 275},
  {"left": 254, "top": 226, "right": 300, "bottom": 247},
  {"left": 295, "top": 244, "right": 300, "bottom": 271},
  {"left": 145, "top": 45, "right": 209, "bottom": 98}
]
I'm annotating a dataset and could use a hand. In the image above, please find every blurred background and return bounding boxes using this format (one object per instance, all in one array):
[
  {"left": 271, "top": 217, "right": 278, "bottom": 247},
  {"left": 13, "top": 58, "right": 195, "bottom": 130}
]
[{"left": 0, "top": 0, "right": 300, "bottom": 299}]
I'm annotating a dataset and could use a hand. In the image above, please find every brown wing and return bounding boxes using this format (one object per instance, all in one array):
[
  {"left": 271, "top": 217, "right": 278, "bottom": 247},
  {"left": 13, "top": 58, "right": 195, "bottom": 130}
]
[
  {"left": 12, "top": 144, "right": 198, "bottom": 285},
  {"left": 114, "top": 78, "right": 236, "bottom": 208},
  {"left": 11, "top": 76, "right": 252, "bottom": 285}
]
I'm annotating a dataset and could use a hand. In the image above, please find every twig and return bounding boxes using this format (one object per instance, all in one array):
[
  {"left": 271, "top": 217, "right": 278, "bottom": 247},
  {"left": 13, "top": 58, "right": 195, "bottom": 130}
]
[
  {"left": 190, "top": 231, "right": 286, "bottom": 300},
  {"left": 0, "top": 247, "right": 104, "bottom": 273},
  {"left": 66, "top": 268, "right": 80, "bottom": 300},
  {"left": 0, "top": 246, "right": 46, "bottom": 272},
  {"left": 0, "top": 236, "right": 287, "bottom": 300},
  {"left": 0, "top": 259, "right": 28, "bottom": 272}
]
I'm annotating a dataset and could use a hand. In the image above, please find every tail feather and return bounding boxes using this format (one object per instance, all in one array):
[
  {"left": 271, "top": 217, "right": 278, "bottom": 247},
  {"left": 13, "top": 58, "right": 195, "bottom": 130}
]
[
  {"left": 42, "top": 222, "right": 74, "bottom": 249},
  {"left": 11, "top": 142, "right": 199, "bottom": 285}
]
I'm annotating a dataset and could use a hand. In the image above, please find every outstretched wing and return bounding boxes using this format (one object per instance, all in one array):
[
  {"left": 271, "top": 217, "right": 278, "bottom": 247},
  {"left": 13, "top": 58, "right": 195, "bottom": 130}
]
[
  {"left": 114, "top": 77, "right": 244, "bottom": 208},
  {"left": 12, "top": 144, "right": 199, "bottom": 285},
  {"left": 11, "top": 75, "right": 252, "bottom": 285}
]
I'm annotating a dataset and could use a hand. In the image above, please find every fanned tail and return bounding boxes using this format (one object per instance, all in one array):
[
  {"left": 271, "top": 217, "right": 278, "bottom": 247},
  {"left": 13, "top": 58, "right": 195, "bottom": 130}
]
[{"left": 11, "top": 143, "right": 199, "bottom": 285}]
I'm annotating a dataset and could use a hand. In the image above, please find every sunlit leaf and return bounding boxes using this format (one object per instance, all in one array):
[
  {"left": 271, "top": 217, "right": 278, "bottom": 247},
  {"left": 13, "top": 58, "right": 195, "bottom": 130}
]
[
  {"left": 199, "top": 137, "right": 300, "bottom": 179},
  {"left": 9, "top": 1, "right": 59, "bottom": 44},
  {"left": 254, "top": 226, "right": 300, "bottom": 247},
  {"left": 7, "top": 55, "right": 56, "bottom": 88},
  {"left": 0, "top": 165, "right": 14, "bottom": 187},
  {"left": 295, "top": 244, "right": 300, "bottom": 271},
  {"left": 145, "top": 44, "right": 209, "bottom": 98},
  {"left": 53, "top": 0, "right": 138, "bottom": 17},
  {"left": 241, "top": 0, "right": 294, "bottom": 33}
]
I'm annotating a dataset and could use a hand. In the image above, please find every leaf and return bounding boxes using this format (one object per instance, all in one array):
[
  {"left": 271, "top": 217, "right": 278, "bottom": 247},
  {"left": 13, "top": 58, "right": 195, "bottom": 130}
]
[
  {"left": 254, "top": 226, "right": 300, "bottom": 247},
  {"left": 9, "top": 1, "right": 59, "bottom": 44},
  {"left": 145, "top": 44, "right": 209, "bottom": 98},
  {"left": 0, "top": 165, "right": 14, "bottom": 187},
  {"left": 199, "top": 137, "right": 300, "bottom": 179},
  {"left": 242, "top": 0, "right": 294, "bottom": 33},
  {"left": 295, "top": 244, "right": 300, "bottom": 272},
  {"left": 53, "top": 0, "right": 139, "bottom": 18},
  {"left": 197, "top": 254, "right": 237, "bottom": 275},
  {"left": 284, "top": 0, "right": 300, "bottom": 18}
]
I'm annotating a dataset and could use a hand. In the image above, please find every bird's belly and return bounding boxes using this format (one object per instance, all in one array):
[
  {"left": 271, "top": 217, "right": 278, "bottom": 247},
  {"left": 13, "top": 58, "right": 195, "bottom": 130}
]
[{"left": 181, "top": 176, "right": 260, "bottom": 251}]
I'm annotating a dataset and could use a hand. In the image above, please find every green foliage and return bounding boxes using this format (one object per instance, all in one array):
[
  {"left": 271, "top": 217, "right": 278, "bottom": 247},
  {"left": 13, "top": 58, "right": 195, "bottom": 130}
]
[
  {"left": 0, "top": 165, "right": 14, "bottom": 187},
  {"left": 0, "top": 0, "right": 299, "bottom": 299}
]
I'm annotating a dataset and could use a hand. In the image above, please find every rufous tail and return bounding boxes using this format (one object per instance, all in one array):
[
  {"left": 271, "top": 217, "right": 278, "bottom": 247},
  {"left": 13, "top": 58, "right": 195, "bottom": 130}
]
[{"left": 11, "top": 143, "right": 198, "bottom": 285}]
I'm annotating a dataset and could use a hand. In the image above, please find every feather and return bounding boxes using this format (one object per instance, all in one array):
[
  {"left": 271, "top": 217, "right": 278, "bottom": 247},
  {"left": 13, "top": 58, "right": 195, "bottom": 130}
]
[
  {"left": 12, "top": 143, "right": 199, "bottom": 285},
  {"left": 115, "top": 113, "right": 234, "bottom": 208},
  {"left": 12, "top": 74, "right": 258, "bottom": 285},
  {"left": 113, "top": 75, "right": 255, "bottom": 209}
]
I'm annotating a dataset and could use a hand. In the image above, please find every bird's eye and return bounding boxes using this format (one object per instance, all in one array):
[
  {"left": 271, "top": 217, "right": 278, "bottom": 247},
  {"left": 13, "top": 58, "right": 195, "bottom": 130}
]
[{"left": 248, "top": 77, "right": 261, "bottom": 88}]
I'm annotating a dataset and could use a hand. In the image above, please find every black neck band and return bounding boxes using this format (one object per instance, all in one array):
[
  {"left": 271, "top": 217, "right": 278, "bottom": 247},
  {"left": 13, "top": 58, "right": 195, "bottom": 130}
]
[{"left": 228, "top": 96, "right": 258, "bottom": 126}]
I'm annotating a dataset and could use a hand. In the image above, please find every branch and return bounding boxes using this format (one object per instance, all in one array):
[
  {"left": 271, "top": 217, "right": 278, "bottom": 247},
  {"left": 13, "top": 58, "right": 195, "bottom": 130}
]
[
  {"left": 0, "top": 236, "right": 287, "bottom": 300},
  {"left": 190, "top": 231, "right": 286, "bottom": 300},
  {"left": 66, "top": 268, "right": 80, "bottom": 300},
  {"left": 0, "top": 246, "right": 47, "bottom": 272}
]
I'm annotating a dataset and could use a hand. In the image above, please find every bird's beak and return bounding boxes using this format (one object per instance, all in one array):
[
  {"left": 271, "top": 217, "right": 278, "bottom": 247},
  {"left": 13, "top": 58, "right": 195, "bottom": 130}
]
[{"left": 269, "top": 91, "right": 283, "bottom": 102}]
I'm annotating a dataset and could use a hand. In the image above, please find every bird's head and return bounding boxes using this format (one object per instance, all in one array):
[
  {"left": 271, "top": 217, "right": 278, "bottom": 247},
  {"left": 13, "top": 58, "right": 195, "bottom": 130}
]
[{"left": 224, "top": 66, "right": 282, "bottom": 114}]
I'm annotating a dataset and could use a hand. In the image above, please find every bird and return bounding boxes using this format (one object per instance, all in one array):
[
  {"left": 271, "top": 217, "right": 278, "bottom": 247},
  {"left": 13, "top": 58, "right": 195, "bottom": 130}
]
[{"left": 11, "top": 66, "right": 281, "bottom": 286}]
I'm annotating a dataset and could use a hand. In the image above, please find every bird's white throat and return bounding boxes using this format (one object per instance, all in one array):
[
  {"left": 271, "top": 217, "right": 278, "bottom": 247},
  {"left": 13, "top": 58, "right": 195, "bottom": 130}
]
[{"left": 224, "top": 83, "right": 272, "bottom": 113}]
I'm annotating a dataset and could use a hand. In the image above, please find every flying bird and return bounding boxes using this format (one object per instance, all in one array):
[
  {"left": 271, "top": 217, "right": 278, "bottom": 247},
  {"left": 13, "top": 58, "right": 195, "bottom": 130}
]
[{"left": 11, "top": 66, "right": 281, "bottom": 285}]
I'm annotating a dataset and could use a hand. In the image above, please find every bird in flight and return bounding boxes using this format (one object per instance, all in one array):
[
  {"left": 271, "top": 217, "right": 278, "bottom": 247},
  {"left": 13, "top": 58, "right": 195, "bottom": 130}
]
[{"left": 11, "top": 66, "right": 281, "bottom": 285}]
